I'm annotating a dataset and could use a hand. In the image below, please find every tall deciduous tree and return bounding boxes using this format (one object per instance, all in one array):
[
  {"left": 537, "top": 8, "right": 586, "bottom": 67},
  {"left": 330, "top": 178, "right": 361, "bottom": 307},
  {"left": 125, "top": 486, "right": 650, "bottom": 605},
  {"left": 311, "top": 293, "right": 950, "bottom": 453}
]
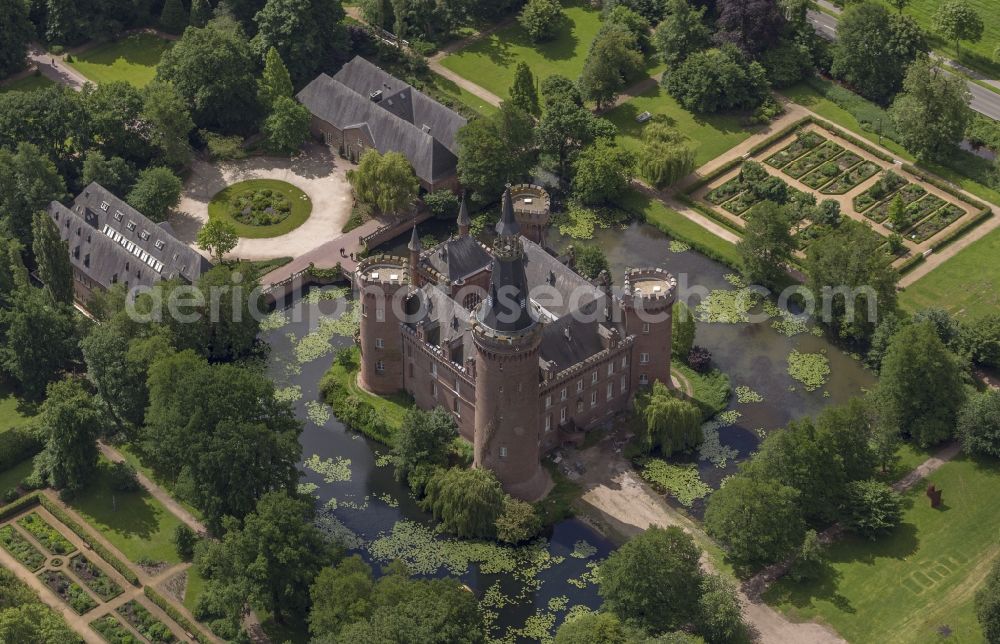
[
  {"left": 641, "top": 382, "right": 702, "bottom": 456},
  {"left": 957, "top": 390, "right": 1000, "bottom": 458},
  {"left": 347, "top": 150, "right": 419, "bottom": 216},
  {"left": 637, "top": 121, "right": 694, "bottom": 188},
  {"left": 33, "top": 378, "right": 105, "bottom": 494},
  {"left": 876, "top": 321, "right": 966, "bottom": 446},
  {"left": 421, "top": 467, "right": 505, "bottom": 539},
  {"left": 252, "top": 0, "right": 348, "bottom": 85},
  {"left": 578, "top": 23, "right": 644, "bottom": 109},
  {"left": 142, "top": 80, "right": 196, "bottom": 169},
  {"left": 933, "top": 0, "right": 984, "bottom": 60},
  {"left": 0, "top": 143, "right": 66, "bottom": 250},
  {"left": 537, "top": 76, "right": 616, "bottom": 177},
  {"left": 738, "top": 200, "right": 794, "bottom": 290},
  {"left": 890, "top": 57, "right": 972, "bottom": 161},
  {"left": 456, "top": 102, "right": 535, "bottom": 200},
  {"left": 714, "top": 0, "right": 786, "bottom": 55},
  {"left": 652, "top": 0, "right": 710, "bottom": 65},
  {"left": 197, "top": 218, "right": 239, "bottom": 263},
  {"left": 976, "top": 559, "right": 1000, "bottom": 644},
  {"left": 597, "top": 526, "right": 704, "bottom": 632},
  {"left": 571, "top": 139, "right": 635, "bottom": 205},
  {"left": 258, "top": 47, "right": 294, "bottom": 110},
  {"left": 83, "top": 81, "right": 155, "bottom": 164},
  {"left": 518, "top": 0, "right": 564, "bottom": 42},
  {"left": 0, "top": 288, "right": 81, "bottom": 401},
  {"left": 672, "top": 302, "right": 696, "bottom": 361},
  {"left": 160, "top": 0, "right": 190, "bottom": 34},
  {"left": 31, "top": 212, "right": 74, "bottom": 306},
  {"left": 126, "top": 167, "right": 183, "bottom": 222},
  {"left": 0, "top": 0, "right": 33, "bottom": 79},
  {"left": 662, "top": 45, "right": 770, "bottom": 113},
  {"left": 263, "top": 95, "right": 311, "bottom": 153},
  {"left": 508, "top": 62, "right": 539, "bottom": 116},
  {"left": 190, "top": 0, "right": 215, "bottom": 27},
  {"left": 695, "top": 574, "right": 749, "bottom": 643},
  {"left": 393, "top": 407, "right": 457, "bottom": 492}
]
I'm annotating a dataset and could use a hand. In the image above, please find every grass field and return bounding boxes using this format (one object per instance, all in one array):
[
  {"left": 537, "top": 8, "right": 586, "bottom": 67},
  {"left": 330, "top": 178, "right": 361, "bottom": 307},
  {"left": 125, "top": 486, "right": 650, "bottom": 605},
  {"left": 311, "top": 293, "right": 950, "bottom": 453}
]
[
  {"left": 766, "top": 456, "right": 1000, "bottom": 643},
  {"left": 183, "top": 566, "right": 207, "bottom": 612},
  {"left": 900, "top": 225, "right": 1000, "bottom": 319},
  {"left": 68, "top": 33, "right": 172, "bottom": 87},
  {"left": 425, "top": 73, "right": 498, "bottom": 118},
  {"left": 440, "top": 0, "right": 660, "bottom": 102},
  {"left": 0, "top": 459, "right": 34, "bottom": 495},
  {"left": 605, "top": 83, "right": 753, "bottom": 166},
  {"left": 321, "top": 346, "right": 411, "bottom": 433},
  {"left": 0, "top": 73, "right": 54, "bottom": 93},
  {"left": 874, "top": 0, "right": 1000, "bottom": 79},
  {"left": 67, "top": 459, "right": 184, "bottom": 565},
  {"left": 208, "top": 179, "right": 313, "bottom": 239},
  {"left": 0, "top": 383, "right": 32, "bottom": 434}
]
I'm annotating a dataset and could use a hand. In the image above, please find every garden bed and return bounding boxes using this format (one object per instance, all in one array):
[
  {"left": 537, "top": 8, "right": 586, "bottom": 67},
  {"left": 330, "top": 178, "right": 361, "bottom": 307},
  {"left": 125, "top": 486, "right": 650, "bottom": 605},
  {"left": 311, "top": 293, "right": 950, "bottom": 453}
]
[
  {"left": 706, "top": 177, "right": 744, "bottom": 205},
  {"left": 17, "top": 513, "right": 75, "bottom": 555},
  {"left": 820, "top": 161, "right": 880, "bottom": 194},
  {"left": 764, "top": 130, "right": 824, "bottom": 168},
  {"left": 801, "top": 161, "right": 843, "bottom": 189},
  {"left": 832, "top": 150, "right": 863, "bottom": 171},
  {"left": 70, "top": 554, "right": 123, "bottom": 601},
  {"left": 117, "top": 600, "right": 177, "bottom": 643},
  {"left": 90, "top": 614, "right": 143, "bottom": 644},
  {"left": 0, "top": 524, "right": 45, "bottom": 570},
  {"left": 911, "top": 204, "right": 966, "bottom": 243},
  {"left": 782, "top": 141, "right": 844, "bottom": 178},
  {"left": 207, "top": 179, "right": 312, "bottom": 239},
  {"left": 794, "top": 223, "right": 831, "bottom": 249},
  {"left": 853, "top": 171, "right": 907, "bottom": 212},
  {"left": 41, "top": 569, "right": 98, "bottom": 614},
  {"left": 721, "top": 191, "right": 760, "bottom": 215},
  {"left": 890, "top": 195, "right": 947, "bottom": 233},
  {"left": 865, "top": 183, "right": 927, "bottom": 222}
]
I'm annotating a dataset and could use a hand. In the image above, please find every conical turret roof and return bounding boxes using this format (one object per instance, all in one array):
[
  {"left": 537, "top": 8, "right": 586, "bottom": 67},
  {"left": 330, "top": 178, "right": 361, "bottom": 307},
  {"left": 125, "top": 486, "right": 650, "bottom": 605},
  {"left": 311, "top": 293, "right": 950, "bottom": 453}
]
[
  {"left": 407, "top": 222, "right": 421, "bottom": 252},
  {"left": 457, "top": 192, "right": 471, "bottom": 228},
  {"left": 495, "top": 185, "right": 520, "bottom": 238}
]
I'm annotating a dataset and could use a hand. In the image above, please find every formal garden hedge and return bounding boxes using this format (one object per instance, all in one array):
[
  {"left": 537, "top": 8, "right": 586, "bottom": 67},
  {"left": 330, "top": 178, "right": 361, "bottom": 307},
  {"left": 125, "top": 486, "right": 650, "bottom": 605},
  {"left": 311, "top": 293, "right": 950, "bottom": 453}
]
[
  {"left": 0, "top": 427, "right": 42, "bottom": 473},
  {"left": 144, "top": 587, "right": 212, "bottom": 644},
  {"left": 0, "top": 491, "right": 40, "bottom": 521},
  {"left": 0, "top": 524, "right": 45, "bottom": 571}
]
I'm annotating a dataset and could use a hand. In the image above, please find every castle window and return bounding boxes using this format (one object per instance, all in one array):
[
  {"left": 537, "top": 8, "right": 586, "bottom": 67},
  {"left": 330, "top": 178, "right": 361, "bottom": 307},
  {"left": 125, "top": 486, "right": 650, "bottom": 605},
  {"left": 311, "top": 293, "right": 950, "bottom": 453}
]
[
  {"left": 639, "top": 374, "right": 649, "bottom": 385},
  {"left": 375, "top": 338, "right": 384, "bottom": 349},
  {"left": 453, "top": 398, "right": 460, "bottom": 415},
  {"left": 155, "top": 240, "right": 165, "bottom": 250},
  {"left": 139, "top": 230, "right": 150, "bottom": 241},
  {"left": 432, "top": 382, "right": 438, "bottom": 399},
  {"left": 463, "top": 292, "right": 481, "bottom": 310},
  {"left": 590, "top": 391, "right": 597, "bottom": 407},
  {"left": 622, "top": 355, "right": 628, "bottom": 368},
  {"left": 621, "top": 375, "right": 626, "bottom": 392},
  {"left": 577, "top": 400, "right": 584, "bottom": 412},
  {"left": 576, "top": 380, "right": 583, "bottom": 393},
  {"left": 409, "top": 363, "right": 414, "bottom": 378},
  {"left": 591, "top": 371, "right": 598, "bottom": 385},
  {"left": 376, "top": 307, "right": 384, "bottom": 321},
  {"left": 499, "top": 447, "right": 507, "bottom": 458},
  {"left": 375, "top": 360, "right": 385, "bottom": 372},
  {"left": 560, "top": 388, "right": 567, "bottom": 401},
  {"left": 607, "top": 383, "right": 613, "bottom": 400},
  {"left": 545, "top": 395, "right": 551, "bottom": 409},
  {"left": 640, "top": 352, "right": 650, "bottom": 364},
  {"left": 642, "top": 322, "right": 650, "bottom": 333},
  {"left": 607, "top": 363, "right": 614, "bottom": 376},
  {"left": 431, "top": 363, "right": 437, "bottom": 377},
  {"left": 560, "top": 407, "right": 567, "bottom": 423},
  {"left": 545, "top": 415, "right": 551, "bottom": 432}
]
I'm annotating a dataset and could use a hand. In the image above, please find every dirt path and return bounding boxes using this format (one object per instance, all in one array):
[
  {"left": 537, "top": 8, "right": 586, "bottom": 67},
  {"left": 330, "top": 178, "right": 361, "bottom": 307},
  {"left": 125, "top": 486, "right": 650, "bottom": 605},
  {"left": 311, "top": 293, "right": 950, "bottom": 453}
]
[
  {"left": 892, "top": 441, "right": 963, "bottom": 493},
  {"left": 25, "top": 45, "right": 90, "bottom": 91}
]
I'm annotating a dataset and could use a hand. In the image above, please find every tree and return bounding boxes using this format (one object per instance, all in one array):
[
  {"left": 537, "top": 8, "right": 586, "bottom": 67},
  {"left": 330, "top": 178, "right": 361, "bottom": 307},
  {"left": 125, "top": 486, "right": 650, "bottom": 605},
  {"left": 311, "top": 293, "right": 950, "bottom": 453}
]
[
  {"left": 976, "top": 559, "right": 1000, "bottom": 644},
  {"left": 0, "top": 0, "right": 33, "bottom": 79},
  {"left": 887, "top": 194, "right": 907, "bottom": 231},
  {"left": 393, "top": 407, "right": 457, "bottom": 492},
  {"left": 843, "top": 479, "right": 902, "bottom": 539},
  {"left": 0, "top": 568, "right": 78, "bottom": 644},
  {"left": 571, "top": 140, "right": 635, "bottom": 205},
  {"left": 957, "top": 390, "right": 1000, "bottom": 458},
  {"left": 160, "top": 0, "right": 189, "bottom": 34},
  {"left": 347, "top": 150, "right": 419, "bottom": 216},
  {"left": 805, "top": 219, "right": 898, "bottom": 346},
  {"left": 190, "top": 0, "right": 215, "bottom": 27},
  {"left": 813, "top": 199, "right": 841, "bottom": 227},
  {"left": 704, "top": 475, "right": 804, "bottom": 568},
  {"left": 890, "top": 57, "right": 972, "bottom": 161},
  {"left": 578, "top": 24, "right": 644, "bottom": 109},
  {"left": 537, "top": 77, "right": 616, "bottom": 177},
  {"left": 196, "top": 491, "right": 333, "bottom": 624},
  {"left": 32, "top": 212, "right": 74, "bottom": 306},
  {"left": 33, "top": 378, "right": 105, "bottom": 494},
  {"left": 456, "top": 102, "right": 535, "bottom": 199},
  {"left": 790, "top": 529, "right": 825, "bottom": 582},
  {"left": 518, "top": 0, "right": 564, "bottom": 42},
  {"left": 309, "top": 555, "right": 374, "bottom": 638},
  {"left": 637, "top": 121, "right": 694, "bottom": 189},
  {"left": 258, "top": 47, "right": 294, "bottom": 110},
  {"left": 738, "top": 200, "right": 794, "bottom": 290},
  {"left": 251, "top": 0, "right": 348, "bottom": 85},
  {"left": 888, "top": 0, "right": 909, "bottom": 12},
  {"left": 127, "top": 167, "right": 183, "bottom": 222},
  {"left": 695, "top": 574, "right": 748, "bottom": 643},
  {"left": 641, "top": 382, "right": 702, "bottom": 456},
  {"left": 960, "top": 312, "right": 1000, "bottom": 369},
  {"left": 877, "top": 321, "right": 966, "bottom": 446},
  {"left": 0, "top": 143, "right": 66, "bottom": 250},
  {"left": 672, "top": 302, "right": 696, "bottom": 361},
  {"left": 597, "top": 526, "right": 703, "bottom": 632},
  {"left": 508, "top": 62, "right": 539, "bottom": 116},
  {"left": 495, "top": 496, "right": 542, "bottom": 544},
  {"left": 652, "top": 0, "right": 710, "bottom": 66},
  {"left": 421, "top": 467, "right": 505, "bottom": 539},
  {"left": 144, "top": 351, "right": 302, "bottom": 531},
  {"left": 933, "top": 0, "right": 984, "bottom": 59},
  {"left": 263, "top": 95, "right": 311, "bottom": 153},
  {"left": 142, "top": 81, "right": 195, "bottom": 169},
  {"left": 553, "top": 612, "right": 646, "bottom": 643},
  {"left": 82, "top": 81, "right": 154, "bottom": 164},
  {"left": 197, "top": 219, "right": 239, "bottom": 263},
  {"left": 82, "top": 152, "right": 135, "bottom": 196},
  {"left": 573, "top": 244, "right": 610, "bottom": 279},
  {"left": 173, "top": 525, "right": 198, "bottom": 561},
  {"left": 662, "top": 45, "right": 771, "bottom": 113},
  {"left": 830, "top": 3, "right": 926, "bottom": 104},
  {"left": 0, "top": 288, "right": 81, "bottom": 401},
  {"left": 715, "top": 0, "right": 786, "bottom": 55},
  {"left": 156, "top": 16, "right": 262, "bottom": 133}
]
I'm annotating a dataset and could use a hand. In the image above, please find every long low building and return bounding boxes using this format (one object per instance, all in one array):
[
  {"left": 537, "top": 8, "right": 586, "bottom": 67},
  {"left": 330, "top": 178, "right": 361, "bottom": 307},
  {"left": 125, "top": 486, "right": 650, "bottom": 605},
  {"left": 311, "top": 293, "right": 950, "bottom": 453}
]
[
  {"left": 47, "top": 182, "right": 211, "bottom": 302},
  {"left": 298, "top": 56, "right": 467, "bottom": 193}
]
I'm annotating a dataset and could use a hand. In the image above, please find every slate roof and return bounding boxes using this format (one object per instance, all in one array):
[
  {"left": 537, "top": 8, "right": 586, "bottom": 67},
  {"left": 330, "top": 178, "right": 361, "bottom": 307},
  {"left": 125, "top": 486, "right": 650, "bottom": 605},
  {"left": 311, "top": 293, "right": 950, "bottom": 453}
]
[
  {"left": 48, "top": 183, "right": 211, "bottom": 291},
  {"left": 406, "top": 283, "right": 475, "bottom": 360},
  {"left": 297, "top": 57, "right": 467, "bottom": 186},
  {"left": 422, "top": 235, "right": 492, "bottom": 283},
  {"left": 521, "top": 238, "right": 606, "bottom": 321},
  {"left": 538, "top": 316, "right": 609, "bottom": 370}
]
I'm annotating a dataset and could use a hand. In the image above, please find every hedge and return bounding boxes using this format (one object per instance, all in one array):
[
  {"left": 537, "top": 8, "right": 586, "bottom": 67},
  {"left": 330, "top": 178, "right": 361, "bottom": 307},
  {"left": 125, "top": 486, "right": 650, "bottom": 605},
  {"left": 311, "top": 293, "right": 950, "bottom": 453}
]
[
  {"left": 675, "top": 193, "right": 746, "bottom": 235},
  {"left": 930, "top": 207, "right": 994, "bottom": 253},
  {"left": 37, "top": 496, "right": 141, "bottom": 587},
  {"left": 0, "top": 492, "right": 40, "bottom": 521},
  {"left": 896, "top": 253, "right": 926, "bottom": 276},
  {"left": 683, "top": 155, "right": 747, "bottom": 194},
  {"left": 746, "top": 116, "right": 813, "bottom": 157},
  {"left": 0, "top": 427, "right": 43, "bottom": 473},
  {"left": 144, "top": 587, "right": 212, "bottom": 644},
  {"left": 901, "top": 164, "right": 990, "bottom": 213},
  {"left": 811, "top": 118, "right": 896, "bottom": 164}
]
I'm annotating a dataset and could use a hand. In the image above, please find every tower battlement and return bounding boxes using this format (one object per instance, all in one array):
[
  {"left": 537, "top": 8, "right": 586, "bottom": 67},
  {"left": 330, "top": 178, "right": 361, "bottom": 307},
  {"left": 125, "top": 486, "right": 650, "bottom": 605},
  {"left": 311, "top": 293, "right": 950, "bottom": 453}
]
[
  {"left": 355, "top": 255, "right": 410, "bottom": 287},
  {"left": 620, "top": 268, "right": 677, "bottom": 310},
  {"left": 509, "top": 184, "right": 550, "bottom": 247}
]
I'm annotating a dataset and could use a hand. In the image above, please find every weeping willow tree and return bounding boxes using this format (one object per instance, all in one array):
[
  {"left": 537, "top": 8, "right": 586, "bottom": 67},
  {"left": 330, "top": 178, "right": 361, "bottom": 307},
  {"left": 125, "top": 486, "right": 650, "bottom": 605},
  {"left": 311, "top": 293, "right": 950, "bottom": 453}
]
[
  {"left": 637, "top": 121, "right": 695, "bottom": 189},
  {"left": 421, "top": 467, "right": 505, "bottom": 539},
  {"left": 642, "top": 382, "right": 702, "bottom": 457}
]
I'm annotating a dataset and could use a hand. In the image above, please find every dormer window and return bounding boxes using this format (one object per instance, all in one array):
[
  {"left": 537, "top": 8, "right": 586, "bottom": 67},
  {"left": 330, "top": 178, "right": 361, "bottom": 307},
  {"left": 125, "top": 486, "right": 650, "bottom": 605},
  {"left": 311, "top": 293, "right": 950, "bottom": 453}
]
[
  {"left": 100, "top": 201, "right": 110, "bottom": 211},
  {"left": 126, "top": 220, "right": 136, "bottom": 231},
  {"left": 113, "top": 210, "right": 123, "bottom": 221},
  {"left": 139, "top": 230, "right": 150, "bottom": 241},
  {"left": 155, "top": 240, "right": 165, "bottom": 250}
]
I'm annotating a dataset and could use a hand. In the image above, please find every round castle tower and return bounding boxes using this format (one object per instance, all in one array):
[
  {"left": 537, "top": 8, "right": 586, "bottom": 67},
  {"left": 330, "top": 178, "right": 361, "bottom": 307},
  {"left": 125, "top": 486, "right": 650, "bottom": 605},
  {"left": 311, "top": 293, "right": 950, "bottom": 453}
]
[
  {"left": 509, "top": 184, "right": 550, "bottom": 247},
  {"left": 619, "top": 267, "right": 676, "bottom": 389},
  {"left": 354, "top": 255, "right": 410, "bottom": 395},
  {"left": 471, "top": 186, "right": 549, "bottom": 501}
]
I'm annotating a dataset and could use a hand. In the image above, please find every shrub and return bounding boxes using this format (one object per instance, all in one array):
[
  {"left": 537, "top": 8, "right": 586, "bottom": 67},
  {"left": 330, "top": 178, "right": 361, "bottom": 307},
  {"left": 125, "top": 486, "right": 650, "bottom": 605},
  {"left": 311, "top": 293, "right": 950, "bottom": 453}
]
[
  {"left": 842, "top": 479, "right": 902, "bottom": 539},
  {"left": 495, "top": 496, "right": 542, "bottom": 544},
  {"left": 0, "top": 427, "right": 43, "bottom": 473},
  {"left": 424, "top": 190, "right": 459, "bottom": 220},
  {"left": 202, "top": 131, "right": 247, "bottom": 161},
  {"left": 687, "top": 346, "right": 712, "bottom": 373},
  {"left": 173, "top": 525, "right": 197, "bottom": 561}
]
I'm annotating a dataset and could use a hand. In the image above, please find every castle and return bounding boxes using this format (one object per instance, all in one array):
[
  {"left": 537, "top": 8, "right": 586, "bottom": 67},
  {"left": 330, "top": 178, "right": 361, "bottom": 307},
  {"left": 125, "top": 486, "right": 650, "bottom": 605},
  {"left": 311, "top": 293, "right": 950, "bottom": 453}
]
[{"left": 354, "top": 185, "right": 675, "bottom": 500}]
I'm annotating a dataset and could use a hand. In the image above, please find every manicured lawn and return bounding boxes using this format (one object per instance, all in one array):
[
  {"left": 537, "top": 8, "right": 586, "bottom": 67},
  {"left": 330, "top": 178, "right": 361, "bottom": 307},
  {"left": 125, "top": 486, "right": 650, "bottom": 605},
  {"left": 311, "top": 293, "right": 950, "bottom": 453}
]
[
  {"left": 0, "top": 383, "right": 32, "bottom": 433},
  {"left": 208, "top": 179, "right": 313, "bottom": 239},
  {"left": 766, "top": 456, "right": 1000, "bottom": 644},
  {"left": 67, "top": 459, "right": 183, "bottom": 565},
  {"left": 68, "top": 33, "right": 173, "bottom": 87},
  {"left": 605, "top": 83, "right": 752, "bottom": 166},
  {"left": 0, "top": 73, "right": 54, "bottom": 93},
  {"left": 183, "top": 566, "right": 207, "bottom": 612},
  {"left": 440, "top": 0, "right": 659, "bottom": 101},
  {"left": 0, "top": 459, "right": 34, "bottom": 495},
  {"left": 426, "top": 72, "right": 498, "bottom": 118},
  {"left": 900, "top": 225, "right": 1000, "bottom": 319},
  {"left": 322, "top": 346, "right": 411, "bottom": 432}
]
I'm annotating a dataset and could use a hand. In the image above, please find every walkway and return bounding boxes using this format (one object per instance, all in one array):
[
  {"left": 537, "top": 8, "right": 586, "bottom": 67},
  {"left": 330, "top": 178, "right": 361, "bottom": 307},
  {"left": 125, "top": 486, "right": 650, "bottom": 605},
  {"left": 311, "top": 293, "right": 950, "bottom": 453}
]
[
  {"left": 257, "top": 217, "right": 383, "bottom": 287},
  {"left": 898, "top": 212, "right": 1000, "bottom": 287},
  {"left": 25, "top": 45, "right": 90, "bottom": 91},
  {"left": 426, "top": 20, "right": 513, "bottom": 109}
]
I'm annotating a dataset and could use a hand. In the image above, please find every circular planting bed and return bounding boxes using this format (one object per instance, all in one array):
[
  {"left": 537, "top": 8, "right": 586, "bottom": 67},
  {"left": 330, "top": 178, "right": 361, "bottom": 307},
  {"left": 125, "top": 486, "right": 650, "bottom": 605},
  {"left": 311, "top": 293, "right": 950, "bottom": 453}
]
[{"left": 207, "top": 179, "right": 312, "bottom": 239}]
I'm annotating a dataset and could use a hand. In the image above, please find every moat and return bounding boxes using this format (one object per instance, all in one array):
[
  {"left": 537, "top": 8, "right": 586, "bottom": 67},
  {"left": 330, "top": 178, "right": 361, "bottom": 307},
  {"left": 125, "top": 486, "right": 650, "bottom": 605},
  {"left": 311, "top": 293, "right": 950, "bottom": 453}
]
[{"left": 264, "top": 218, "right": 876, "bottom": 640}]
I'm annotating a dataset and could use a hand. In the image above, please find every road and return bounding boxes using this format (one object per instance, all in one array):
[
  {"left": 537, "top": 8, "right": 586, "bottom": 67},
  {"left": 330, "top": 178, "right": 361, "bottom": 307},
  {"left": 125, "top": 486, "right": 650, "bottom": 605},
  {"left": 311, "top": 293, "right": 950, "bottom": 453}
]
[{"left": 806, "top": 9, "right": 1000, "bottom": 121}]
